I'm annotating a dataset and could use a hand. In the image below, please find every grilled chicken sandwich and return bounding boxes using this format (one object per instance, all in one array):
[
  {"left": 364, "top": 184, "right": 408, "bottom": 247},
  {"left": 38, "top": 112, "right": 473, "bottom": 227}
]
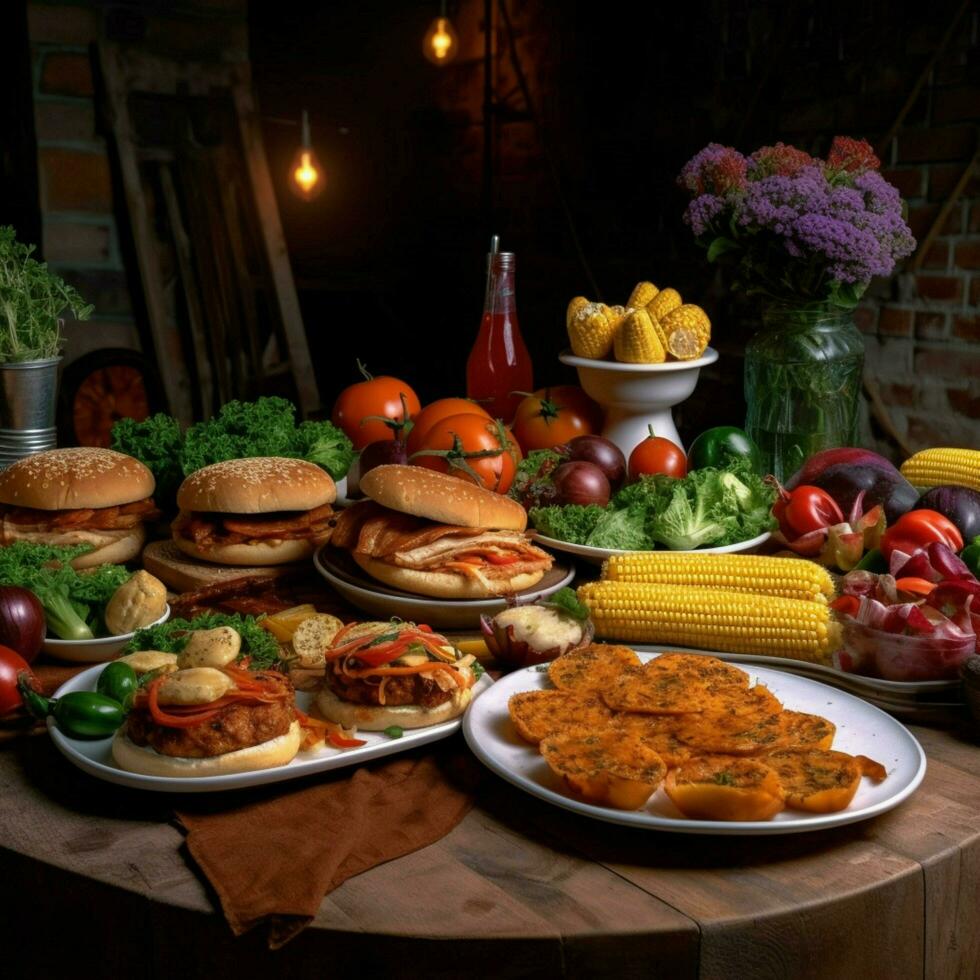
[
  {"left": 315, "top": 620, "right": 479, "bottom": 730},
  {"left": 331, "top": 464, "right": 552, "bottom": 599},
  {"left": 0, "top": 447, "right": 160, "bottom": 568},
  {"left": 172, "top": 457, "right": 335, "bottom": 566}
]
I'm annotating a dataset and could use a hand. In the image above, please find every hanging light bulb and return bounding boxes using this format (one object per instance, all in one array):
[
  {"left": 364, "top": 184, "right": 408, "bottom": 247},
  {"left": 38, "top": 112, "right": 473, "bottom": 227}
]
[
  {"left": 288, "top": 109, "right": 324, "bottom": 201},
  {"left": 423, "top": 1, "right": 458, "bottom": 66}
]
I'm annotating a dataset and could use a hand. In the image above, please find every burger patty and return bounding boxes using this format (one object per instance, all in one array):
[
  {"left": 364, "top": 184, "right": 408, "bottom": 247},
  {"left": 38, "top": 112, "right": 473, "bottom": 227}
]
[
  {"left": 326, "top": 668, "right": 454, "bottom": 709},
  {"left": 1, "top": 497, "right": 160, "bottom": 532},
  {"left": 126, "top": 674, "right": 295, "bottom": 758},
  {"left": 174, "top": 503, "right": 334, "bottom": 547}
]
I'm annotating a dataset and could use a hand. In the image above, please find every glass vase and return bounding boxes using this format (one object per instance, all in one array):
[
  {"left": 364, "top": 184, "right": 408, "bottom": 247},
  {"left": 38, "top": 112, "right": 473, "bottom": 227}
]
[{"left": 744, "top": 303, "right": 864, "bottom": 481}]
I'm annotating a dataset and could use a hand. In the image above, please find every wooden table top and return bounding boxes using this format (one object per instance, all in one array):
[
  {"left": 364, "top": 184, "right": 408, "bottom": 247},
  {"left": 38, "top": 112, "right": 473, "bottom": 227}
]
[{"left": 2, "top": 711, "right": 980, "bottom": 979}]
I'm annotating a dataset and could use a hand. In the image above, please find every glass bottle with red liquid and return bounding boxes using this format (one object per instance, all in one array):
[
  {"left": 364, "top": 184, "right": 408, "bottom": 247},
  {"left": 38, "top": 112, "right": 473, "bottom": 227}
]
[{"left": 466, "top": 238, "right": 533, "bottom": 421}]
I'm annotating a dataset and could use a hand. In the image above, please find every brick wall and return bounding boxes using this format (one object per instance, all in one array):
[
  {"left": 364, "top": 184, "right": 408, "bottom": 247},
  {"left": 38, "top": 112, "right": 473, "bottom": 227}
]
[{"left": 26, "top": 0, "right": 248, "bottom": 366}]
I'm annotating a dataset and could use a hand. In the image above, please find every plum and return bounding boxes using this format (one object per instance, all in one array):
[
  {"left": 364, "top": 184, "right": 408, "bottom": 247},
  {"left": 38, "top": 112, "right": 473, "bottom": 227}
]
[{"left": 787, "top": 449, "right": 917, "bottom": 524}]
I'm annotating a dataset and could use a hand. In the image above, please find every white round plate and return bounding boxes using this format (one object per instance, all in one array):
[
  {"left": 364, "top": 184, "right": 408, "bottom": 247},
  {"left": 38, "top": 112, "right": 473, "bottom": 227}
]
[
  {"left": 314, "top": 547, "right": 575, "bottom": 628},
  {"left": 528, "top": 531, "right": 771, "bottom": 565},
  {"left": 558, "top": 348, "right": 719, "bottom": 373},
  {"left": 47, "top": 663, "right": 493, "bottom": 793},
  {"left": 463, "top": 652, "right": 926, "bottom": 835},
  {"left": 42, "top": 605, "right": 171, "bottom": 664}
]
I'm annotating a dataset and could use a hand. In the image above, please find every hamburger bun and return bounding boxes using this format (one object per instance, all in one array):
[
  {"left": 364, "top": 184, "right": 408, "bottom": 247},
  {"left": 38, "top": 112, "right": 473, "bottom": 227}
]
[
  {"left": 315, "top": 682, "right": 474, "bottom": 731},
  {"left": 359, "top": 465, "right": 526, "bottom": 531},
  {"left": 111, "top": 720, "right": 301, "bottom": 777},
  {"left": 173, "top": 532, "right": 315, "bottom": 567},
  {"left": 0, "top": 447, "right": 155, "bottom": 509},
  {"left": 71, "top": 526, "right": 146, "bottom": 569},
  {"left": 177, "top": 457, "right": 335, "bottom": 514},
  {"left": 353, "top": 552, "right": 546, "bottom": 598}
]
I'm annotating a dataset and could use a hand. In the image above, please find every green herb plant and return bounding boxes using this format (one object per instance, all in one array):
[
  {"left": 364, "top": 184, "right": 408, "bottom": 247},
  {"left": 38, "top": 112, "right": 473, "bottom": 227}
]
[
  {"left": 0, "top": 226, "right": 93, "bottom": 362},
  {"left": 127, "top": 612, "right": 281, "bottom": 669}
]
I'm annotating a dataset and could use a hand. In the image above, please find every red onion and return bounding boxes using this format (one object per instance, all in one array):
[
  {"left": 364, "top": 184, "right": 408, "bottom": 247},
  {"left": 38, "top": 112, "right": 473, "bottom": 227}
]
[
  {"left": 0, "top": 587, "right": 45, "bottom": 664},
  {"left": 552, "top": 461, "right": 611, "bottom": 507},
  {"left": 564, "top": 436, "right": 626, "bottom": 489},
  {"left": 359, "top": 438, "right": 409, "bottom": 479}
]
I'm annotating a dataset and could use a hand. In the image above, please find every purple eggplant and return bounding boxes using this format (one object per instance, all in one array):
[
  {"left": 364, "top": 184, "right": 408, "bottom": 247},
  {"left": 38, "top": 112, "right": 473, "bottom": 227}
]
[{"left": 914, "top": 485, "right": 980, "bottom": 541}]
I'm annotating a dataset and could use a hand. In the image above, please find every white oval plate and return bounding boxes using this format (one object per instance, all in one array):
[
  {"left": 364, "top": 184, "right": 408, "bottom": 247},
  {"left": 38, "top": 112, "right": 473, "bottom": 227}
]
[
  {"left": 528, "top": 531, "right": 771, "bottom": 566},
  {"left": 48, "top": 663, "right": 493, "bottom": 793},
  {"left": 314, "top": 547, "right": 575, "bottom": 628},
  {"left": 42, "top": 605, "right": 171, "bottom": 664},
  {"left": 463, "top": 652, "right": 926, "bottom": 835}
]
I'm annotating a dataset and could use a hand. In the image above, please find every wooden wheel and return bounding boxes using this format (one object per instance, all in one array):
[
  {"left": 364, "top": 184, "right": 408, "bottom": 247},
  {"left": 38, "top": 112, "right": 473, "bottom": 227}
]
[{"left": 58, "top": 348, "right": 166, "bottom": 448}]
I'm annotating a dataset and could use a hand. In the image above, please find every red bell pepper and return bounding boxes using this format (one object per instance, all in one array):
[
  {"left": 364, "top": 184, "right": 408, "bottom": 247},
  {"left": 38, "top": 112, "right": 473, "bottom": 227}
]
[{"left": 880, "top": 509, "right": 964, "bottom": 560}]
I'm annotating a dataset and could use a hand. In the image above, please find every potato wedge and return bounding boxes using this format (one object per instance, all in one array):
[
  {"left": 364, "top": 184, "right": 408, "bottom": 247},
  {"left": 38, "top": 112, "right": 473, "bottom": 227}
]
[
  {"left": 602, "top": 665, "right": 708, "bottom": 715},
  {"left": 261, "top": 604, "right": 318, "bottom": 642},
  {"left": 548, "top": 644, "right": 641, "bottom": 693},
  {"left": 508, "top": 689, "right": 617, "bottom": 745},
  {"left": 646, "top": 654, "right": 749, "bottom": 694},
  {"left": 291, "top": 613, "right": 345, "bottom": 668},
  {"left": 776, "top": 710, "right": 836, "bottom": 751},
  {"left": 766, "top": 749, "right": 864, "bottom": 812},
  {"left": 540, "top": 729, "right": 667, "bottom": 810},
  {"left": 855, "top": 755, "right": 888, "bottom": 782},
  {"left": 664, "top": 755, "right": 786, "bottom": 821},
  {"left": 116, "top": 650, "right": 178, "bottom": 676},
  {"left": 177, "top": 627, "right": 242, "bottom": 669},
  {"left": 673, "top": 706, "right": 792, "bottom": 755},
  {"left": 157, "top": 667, "right": 235, "bottom": 705}
]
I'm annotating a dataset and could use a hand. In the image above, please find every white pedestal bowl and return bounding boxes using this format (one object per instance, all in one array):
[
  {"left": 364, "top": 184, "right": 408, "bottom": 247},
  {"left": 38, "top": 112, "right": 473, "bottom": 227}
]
[{"left": 559, "top": 347, "right": 719, "bottom": 457}]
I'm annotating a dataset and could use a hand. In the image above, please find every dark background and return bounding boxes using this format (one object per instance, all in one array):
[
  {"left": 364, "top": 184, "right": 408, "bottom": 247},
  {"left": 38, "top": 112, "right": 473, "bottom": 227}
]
[{"left": 4, "top": 0, "right": 979, "bottom": 453}]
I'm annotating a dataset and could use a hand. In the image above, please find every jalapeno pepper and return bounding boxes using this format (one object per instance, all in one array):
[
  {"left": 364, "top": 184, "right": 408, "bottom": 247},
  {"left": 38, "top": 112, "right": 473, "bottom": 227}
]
[
  {"left": 880, "top": 509, "right": 964, "bottom": 560},
  {"left": 19, "top": 682, "right": 127, "bottom": 740},
  {"left": 96, "top": 661, "right": 138, "bottom": 709}
]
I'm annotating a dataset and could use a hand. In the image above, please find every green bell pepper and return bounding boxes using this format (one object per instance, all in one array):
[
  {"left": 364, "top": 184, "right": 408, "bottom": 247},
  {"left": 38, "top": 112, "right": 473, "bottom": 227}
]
[
  {"left": 687, "top": 426, "right": 763, "bottom": 474},
  {"left": 96, "top": 661, "right": 138, "bottom": 709},
  {"left": 19, "top": 683, "right": 127, "bottom": 740},
  {"left": 962, "top": 535, "right": 980, "bottom": 578}
]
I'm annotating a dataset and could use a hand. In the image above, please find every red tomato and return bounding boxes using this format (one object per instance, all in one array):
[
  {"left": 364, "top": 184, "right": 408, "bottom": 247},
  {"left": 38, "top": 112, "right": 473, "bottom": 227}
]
[
  {"left": 774, "top": 485, "right": 845, "bottom": 538},
  {"left": 511, "top": 386, "right": 602, "bottom": 453},
  {"left": 412, "top": 413, "right": 521, "bottom": 493},
  {"left": 628, "top": 429, "right": 687, "bottom": 481},
  {"left": 0, "top": 645, "right": 36, "bottom": 716},
  {"left": 331, "top": 367, "right": 421, "bottom": 451},
  {"left": 407, "top": 398, "right": 491, "bottom": 455}
]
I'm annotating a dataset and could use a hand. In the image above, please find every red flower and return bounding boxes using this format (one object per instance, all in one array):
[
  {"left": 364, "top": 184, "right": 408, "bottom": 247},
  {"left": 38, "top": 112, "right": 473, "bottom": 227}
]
[
  {"left": 750, "top": 142, "right": 815, "bottom": 177},
  {"left": 827, "top": 136, "right": 880, "bottom": 174}
]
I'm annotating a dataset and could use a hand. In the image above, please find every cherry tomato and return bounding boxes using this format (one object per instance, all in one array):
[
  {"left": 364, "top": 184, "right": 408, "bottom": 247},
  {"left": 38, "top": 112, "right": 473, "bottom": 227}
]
[
  {"left": 412, "top": 413, "right": 521, "bottom": 493},
  {"left": 774, "top": 485, "right": 844, "bottom": 538},
  {"left": 628, "top": 428, "right": 687, "bottom": 481},
  {"left": 331, "top": 364, "right": 421, "bottom": 451},
  {"left": 0, "top": 645, "right": 37, "bottom": 716},
  {"left": 511, "top": 386, "right": 602, "bottom": 453},
  {"left": 406, "top": 398, "right": 491, "bottom": 455}
]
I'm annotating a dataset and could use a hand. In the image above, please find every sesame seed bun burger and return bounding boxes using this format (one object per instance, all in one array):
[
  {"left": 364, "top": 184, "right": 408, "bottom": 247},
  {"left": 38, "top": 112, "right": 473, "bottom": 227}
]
[
  {"left": 112, "top": 663, "right": 301, "bottom": 778},
  {"left": 314, "top": 620, "right": 479, "bottom": 731},
  {"left": 330, "top": 465, "right": 552, "bottom": 599},
  {"left": 0, "top": 447, "right": 160, "bottom": 569},
  {"left": 172, "top": 457, "right": 336, "bottom": 566}
]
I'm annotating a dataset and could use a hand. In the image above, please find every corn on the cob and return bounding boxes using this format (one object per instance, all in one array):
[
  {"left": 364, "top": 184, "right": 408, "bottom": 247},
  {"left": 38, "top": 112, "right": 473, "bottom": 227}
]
[
  {"left": 601, "top": 552, "right": 835, "bottom": 604},
  {"left": 566, "top": 296, "right": 592, "bottom": 329},
  {"left": 900, "top": 448, "right": 980, "bottom": 492},
  {"left": 577, "top": 581, "right": 838, "bottom": 663},
  {"left": 647, "top": 288, "right": 682, "bottom": 322},
  {"left": 662, "top": 304, "right": 711, "bottom": 343},
  {"left": 628, "top": 281, "right": 659, "bottom": 308},
  {"left": 568, "top": 301, "right": 621, "bottom": 359},
  {"left": 613, "top": 307, "right": 666, "bottom": 363}
]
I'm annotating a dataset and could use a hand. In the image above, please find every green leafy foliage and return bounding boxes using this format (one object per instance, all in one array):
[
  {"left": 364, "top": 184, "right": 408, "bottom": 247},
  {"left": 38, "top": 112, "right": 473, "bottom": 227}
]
[
  {"left": 530, "top": 460, "right": 776, "bottom": 552},
  {"left": 126, "top": 612, "right": 281, "bottom": 669},
  {"left": 110, "top": 414, "right": 185, "bottom": 508},
  {"left": 545, "top": 587, "right": 590, "bottom": 621},
  {"left": 0, "top": 542, "right": 131, "bottom": 639},
  {"left": 0, "top": 226, "right": 93, "bottom": 361}
]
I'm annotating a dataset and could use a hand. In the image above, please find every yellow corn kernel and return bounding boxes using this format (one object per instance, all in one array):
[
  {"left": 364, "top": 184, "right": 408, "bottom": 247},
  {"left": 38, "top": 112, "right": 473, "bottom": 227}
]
[
  {"left": 647, "top": 287, "right": 682, "bottom": 322},
  {"left": 577, "top": 581, "right": 838, "bottom": 664},
  {"left": 568, "top": 301, "right": 619, "bottom": 359},
  {"left": 613, "top": 307, "right": 666, "bottom": 363},
  {"left": 662, "top": 304, "right": 711, "bottom": 344},
  {"left": 600, "top": 552, "right": 835, "bottom": 604},
  {"left": 628, "top": 281, "right": 659, "bottom": 308},
  {"left": 566, "top": 296, "right": 592, "bottom": 331},
  {"left": 900, "top": 448, "right": 980, "bottom": 492}
]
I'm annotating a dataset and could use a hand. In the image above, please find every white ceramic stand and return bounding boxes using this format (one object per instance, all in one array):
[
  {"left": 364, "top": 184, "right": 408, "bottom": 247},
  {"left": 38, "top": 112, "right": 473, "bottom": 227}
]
[{"left": 559, "top": 348, "right": 719, "bottom": 456}]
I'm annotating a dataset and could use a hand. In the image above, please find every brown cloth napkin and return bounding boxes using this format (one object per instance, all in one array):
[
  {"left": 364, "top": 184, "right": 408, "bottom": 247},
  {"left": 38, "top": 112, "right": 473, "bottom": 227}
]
[{"left": 175, "top": 749, "right": 476, "bottom": 948}]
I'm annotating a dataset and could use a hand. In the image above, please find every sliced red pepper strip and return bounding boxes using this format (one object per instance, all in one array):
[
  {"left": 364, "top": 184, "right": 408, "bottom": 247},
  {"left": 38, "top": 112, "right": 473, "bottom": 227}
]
[
  {"left": 830, "top": 595, "right": 861, "bottom": 617},
  {"left": 328, "top": 731, "right": 368, "bottom": 748},
  {"left": 894, "top": 577, "right": 937, "bottom": 597}
]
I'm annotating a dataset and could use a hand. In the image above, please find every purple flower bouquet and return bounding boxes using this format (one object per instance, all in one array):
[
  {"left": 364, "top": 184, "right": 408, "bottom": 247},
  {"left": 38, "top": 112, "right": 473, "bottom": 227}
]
[{"left": 677, "top": 137, "right": 915, "bottom": 477}]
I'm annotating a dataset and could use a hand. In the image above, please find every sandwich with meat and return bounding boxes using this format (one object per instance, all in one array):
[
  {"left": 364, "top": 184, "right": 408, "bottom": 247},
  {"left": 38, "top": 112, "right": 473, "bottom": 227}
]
[
  {"left": 331, "top": 464, "right": 552, "bottom": 598},
  {"left": 314, "top": 619, "right": 479, "bottom": 730},
  {"left": 112, "top": 626, "right": 303, "bottom": 776},
  {"left": 0, "top": 447, "right": 160, "bottom": 568},
  {"left": 172, "top": 456, "right": 335, "bottom": 566}
]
